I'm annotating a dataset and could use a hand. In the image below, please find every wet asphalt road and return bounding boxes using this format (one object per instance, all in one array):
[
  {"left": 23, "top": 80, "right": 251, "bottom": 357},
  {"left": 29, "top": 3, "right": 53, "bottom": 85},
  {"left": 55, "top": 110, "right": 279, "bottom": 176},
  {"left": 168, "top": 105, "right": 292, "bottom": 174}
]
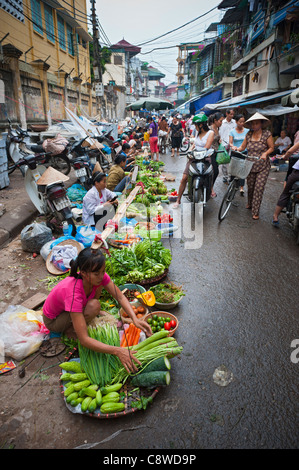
[{"left": 69, "top": 151, "right": 299, "bottom": 450}]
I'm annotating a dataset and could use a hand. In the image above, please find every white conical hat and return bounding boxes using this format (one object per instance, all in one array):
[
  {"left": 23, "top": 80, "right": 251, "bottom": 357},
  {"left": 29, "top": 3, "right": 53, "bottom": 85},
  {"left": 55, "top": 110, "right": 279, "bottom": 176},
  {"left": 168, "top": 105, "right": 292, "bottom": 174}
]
[
  {"left": 36, "top": 166, "right": 69, "bottom": 185},
  {"left": 244, "top": 112, "right": 270, "bottom": 128}
]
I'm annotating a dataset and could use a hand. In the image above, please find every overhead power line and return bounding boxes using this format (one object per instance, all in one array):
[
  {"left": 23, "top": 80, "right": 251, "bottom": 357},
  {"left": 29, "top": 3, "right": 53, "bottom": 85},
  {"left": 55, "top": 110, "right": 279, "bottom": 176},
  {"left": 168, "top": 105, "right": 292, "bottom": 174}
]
[{"left": 136, "top": 6, "right": 218, "bottom": 46}]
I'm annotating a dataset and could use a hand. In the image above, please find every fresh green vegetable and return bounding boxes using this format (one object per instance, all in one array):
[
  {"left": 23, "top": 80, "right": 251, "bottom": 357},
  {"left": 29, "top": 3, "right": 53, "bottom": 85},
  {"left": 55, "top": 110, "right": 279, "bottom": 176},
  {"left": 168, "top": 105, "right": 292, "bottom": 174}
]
[
  {"left": 81, "top": 396, "right": 93, "bottom": 412},
  {"left": 131, "top": 371, "right": 170, "bottom": 387},
  {"left": 102, "top": 392, "right": 120, "bottom": 403},
  {"left": 100, "top": 402, "right": 125, "bottom": 414},
  {"left": 81, "top": 387, "right": 97, "bottom": 398},
  {"left": 64, "top": 384, "right": 75, "bottom": 397},
  {"left": 59, "top": 361, "right": 82, "bottom": 373},
  {"left": 151, "top": 283, "right": 185, "bottom": 303},
  {"left": 88, "top": 398, "right": 98, "bottom": 413},
  {"left": 140, "top": 356, "right": 171, "bottom": 373},
  {"left": 96, "top": 389, "right": 103, "bottom": 406},
  {"left": 60, "top": 373, "right": 73, "bottom": 381},
  {"left": 78, "top": 324, "right": 122, "bottom": 387},
  {"left": 66, "top": 392, "right": 78, "bottom": 403},
  {"left": 69, "top": 373, "right": 88, "bottom": 382},
  {"left": 131, "top": 396, "right": 153, "bottom": 410},
  {"left": 101, "top": 383, "right": 123, "bottom": 394},
  {"left": 73, "top": 379, "right": 91, "bottom": 392}
]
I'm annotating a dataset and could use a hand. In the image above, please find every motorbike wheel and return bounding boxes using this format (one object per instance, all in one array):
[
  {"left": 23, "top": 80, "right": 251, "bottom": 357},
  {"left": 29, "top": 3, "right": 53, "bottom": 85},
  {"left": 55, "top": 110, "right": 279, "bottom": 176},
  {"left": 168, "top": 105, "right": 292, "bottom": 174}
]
[
  {"left": 46, "top": 155, "right": 71, "bottom": 175},
  {"left": 191, "top": 187, "right": 203, "bottom": 231},
  {"left": 218, "top": 180, "right": 237, "bottom": 222},
  {"left": 7, "top": 158, "right": 17, "bottom": 175}
]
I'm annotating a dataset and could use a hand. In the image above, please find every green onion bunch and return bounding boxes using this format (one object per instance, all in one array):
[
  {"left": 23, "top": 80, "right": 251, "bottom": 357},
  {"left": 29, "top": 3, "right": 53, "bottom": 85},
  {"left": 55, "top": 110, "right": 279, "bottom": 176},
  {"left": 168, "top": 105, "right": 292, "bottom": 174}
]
[{"left": 78, "top": 324, "right": 122, "bottom": 387}]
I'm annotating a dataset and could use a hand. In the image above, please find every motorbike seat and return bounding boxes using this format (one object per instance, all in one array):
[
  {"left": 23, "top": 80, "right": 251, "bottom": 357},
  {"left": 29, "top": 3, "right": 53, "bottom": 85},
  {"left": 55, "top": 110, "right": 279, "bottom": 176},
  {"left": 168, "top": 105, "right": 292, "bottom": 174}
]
[{"left": 28, "top": 144, "right": 45, "bottom": 154}]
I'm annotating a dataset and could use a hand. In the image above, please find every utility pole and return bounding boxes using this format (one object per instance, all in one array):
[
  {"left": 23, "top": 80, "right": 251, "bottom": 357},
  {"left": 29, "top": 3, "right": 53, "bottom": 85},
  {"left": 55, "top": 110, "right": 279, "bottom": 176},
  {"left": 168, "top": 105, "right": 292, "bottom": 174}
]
[{"left": 90, "top": 0, "right": 105, "bottom": 119}]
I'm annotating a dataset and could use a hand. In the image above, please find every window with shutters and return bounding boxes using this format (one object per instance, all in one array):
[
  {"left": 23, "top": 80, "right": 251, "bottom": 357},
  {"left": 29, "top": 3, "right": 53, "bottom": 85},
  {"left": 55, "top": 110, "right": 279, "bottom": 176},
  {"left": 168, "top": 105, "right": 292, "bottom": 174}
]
[
  {"left": 57, "top": 15, "right": 66, "bottom": 51},
  {"left": 114, "top": 55, "right": 123, "bottom": 65},
  {"left": 44, "top": 4, "right": 55, "bottom": 43},
  {"left": 31, "top": 0, "right": 43, "bottom": 35},
  {"left": 67, "top": 24, "right": 74, "bottom": 56}
]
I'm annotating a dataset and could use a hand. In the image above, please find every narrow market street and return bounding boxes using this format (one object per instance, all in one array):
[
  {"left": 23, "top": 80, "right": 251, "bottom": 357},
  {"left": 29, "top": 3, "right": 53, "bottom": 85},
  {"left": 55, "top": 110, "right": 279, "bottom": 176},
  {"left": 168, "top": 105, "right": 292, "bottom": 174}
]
[{"left": 0, "top": 149, "right": 298, "bottom": 450}]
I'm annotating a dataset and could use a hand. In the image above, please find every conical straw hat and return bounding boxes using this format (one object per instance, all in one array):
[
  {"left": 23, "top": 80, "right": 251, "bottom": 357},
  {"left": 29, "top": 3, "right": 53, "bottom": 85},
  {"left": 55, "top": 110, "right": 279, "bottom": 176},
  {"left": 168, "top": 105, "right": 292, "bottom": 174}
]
[
  {"left": 244, "top": 112, "right": 270, "bottom": 128},
  {"left": 36, "top": 166, "right": 69, "bottom": 185}
]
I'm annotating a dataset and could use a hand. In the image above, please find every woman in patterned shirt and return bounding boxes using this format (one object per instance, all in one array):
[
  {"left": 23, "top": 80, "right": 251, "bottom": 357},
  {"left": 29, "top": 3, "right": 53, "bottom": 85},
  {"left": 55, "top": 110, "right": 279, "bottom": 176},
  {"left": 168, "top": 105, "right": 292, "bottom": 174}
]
[{"left": 237, "top": 113, "right": 274, "bottom": 220}]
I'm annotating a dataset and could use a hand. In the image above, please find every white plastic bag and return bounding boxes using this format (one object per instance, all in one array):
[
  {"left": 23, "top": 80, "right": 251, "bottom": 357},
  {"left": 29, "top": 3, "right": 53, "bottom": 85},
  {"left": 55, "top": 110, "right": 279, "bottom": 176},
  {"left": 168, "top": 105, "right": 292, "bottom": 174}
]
[{"left": 0, "top": 305, "right": 47, "bottom": 361}]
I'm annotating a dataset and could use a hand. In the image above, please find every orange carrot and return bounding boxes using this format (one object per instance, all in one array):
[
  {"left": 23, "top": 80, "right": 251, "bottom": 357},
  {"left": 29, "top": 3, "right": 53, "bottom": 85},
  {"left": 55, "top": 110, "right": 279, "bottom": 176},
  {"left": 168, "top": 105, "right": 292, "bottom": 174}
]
[
  {"left": 132, "top": 328, "right": 141, "bottom": 346},
  {"left": 121, "top": 324, "right": 134, "bottom": 347}
]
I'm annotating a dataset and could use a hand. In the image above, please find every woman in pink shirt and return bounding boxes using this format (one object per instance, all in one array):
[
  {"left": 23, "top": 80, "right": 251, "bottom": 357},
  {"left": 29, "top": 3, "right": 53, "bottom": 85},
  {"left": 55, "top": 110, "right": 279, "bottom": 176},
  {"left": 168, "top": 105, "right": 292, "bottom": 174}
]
[{"left": 43, "top": 247, "right": 152, "bottom": 373}]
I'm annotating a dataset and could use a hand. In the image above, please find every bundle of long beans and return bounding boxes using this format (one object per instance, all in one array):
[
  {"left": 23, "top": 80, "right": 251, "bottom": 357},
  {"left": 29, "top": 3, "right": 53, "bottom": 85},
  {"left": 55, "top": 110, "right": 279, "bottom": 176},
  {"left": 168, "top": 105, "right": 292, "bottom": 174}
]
[
  {"left": 110, "top": 330, "right": 183, "bottom": 385},
  {"left": 78, "top": 324, "right": 122, "bottom": 387}
]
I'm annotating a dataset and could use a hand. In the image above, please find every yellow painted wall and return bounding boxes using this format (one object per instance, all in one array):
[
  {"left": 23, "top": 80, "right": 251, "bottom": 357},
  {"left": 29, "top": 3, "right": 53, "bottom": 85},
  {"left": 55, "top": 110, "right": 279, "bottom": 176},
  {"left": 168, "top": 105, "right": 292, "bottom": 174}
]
[{"left": 0, "top": 0, "right": 91, "bottom": 82}]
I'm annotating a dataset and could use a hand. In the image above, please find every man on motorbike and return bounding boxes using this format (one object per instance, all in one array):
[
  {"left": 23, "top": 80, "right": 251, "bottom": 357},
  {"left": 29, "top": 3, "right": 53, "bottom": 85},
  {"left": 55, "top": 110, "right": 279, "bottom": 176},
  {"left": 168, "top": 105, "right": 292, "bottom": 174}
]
[{"left": 173, "top": 113, "right": 214, "bottom": 208}]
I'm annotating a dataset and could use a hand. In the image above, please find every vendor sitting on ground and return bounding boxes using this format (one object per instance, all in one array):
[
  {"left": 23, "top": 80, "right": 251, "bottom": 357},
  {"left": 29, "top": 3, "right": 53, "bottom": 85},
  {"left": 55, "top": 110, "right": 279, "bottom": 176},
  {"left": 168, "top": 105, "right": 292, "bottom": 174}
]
[
  {"left": 106, "top": 154, "right": 131, "bottom": 192},
  {"left": 82, "top": 171, "right": 118, "bottom": 228},
  {"left": 42, "top": 247, "right": 152, "bottom": 373},
  {"left": 117, "top": 142, "right": 135, "bottom": 170}
]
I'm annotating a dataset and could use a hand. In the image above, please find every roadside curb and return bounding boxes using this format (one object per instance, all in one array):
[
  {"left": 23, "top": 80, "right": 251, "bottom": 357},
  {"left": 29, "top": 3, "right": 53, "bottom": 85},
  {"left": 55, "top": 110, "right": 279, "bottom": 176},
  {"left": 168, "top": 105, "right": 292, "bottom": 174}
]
[{"left": 0, "top": 200, "right": 38, "bottom": 249}]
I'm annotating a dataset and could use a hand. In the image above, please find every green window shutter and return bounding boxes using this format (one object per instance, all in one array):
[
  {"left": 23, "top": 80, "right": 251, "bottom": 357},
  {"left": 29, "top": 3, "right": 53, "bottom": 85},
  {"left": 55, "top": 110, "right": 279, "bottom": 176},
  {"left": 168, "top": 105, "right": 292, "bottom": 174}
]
[
  {"left": 31, "top": 0, "right": 43, "bottom": 35},
  {"left": 44, "top": 4, "right": 55, "bottom": 43},
  {"left": 57, "top": 15, "right": 66, "bottom": 50},
  {"left": 67, "top": 24, "right": 74, "bottom": 56}
]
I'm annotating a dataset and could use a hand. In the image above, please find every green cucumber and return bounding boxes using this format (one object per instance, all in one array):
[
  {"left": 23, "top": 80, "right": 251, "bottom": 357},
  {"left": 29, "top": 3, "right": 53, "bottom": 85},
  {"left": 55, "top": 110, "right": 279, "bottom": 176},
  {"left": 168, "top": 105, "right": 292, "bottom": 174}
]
[
  {"left": 81, "top": 396, "right": 92, "bottom": 412},
  {"left": 101, "top": 383, "right": 123, "bottom": 394},
  {"left": 140, "top": 356, "right": 171, "bottom": 374},
  {"left": 100, "top": 402, "right": 125, "bottom": 414},
  {"left": 101, "top": 392, "right": 120, "bottom": 403},
  {"left": 88, "top": 398, "right": 98, "bottom": 413},
  {"left": 131, "top": 371, "right": 170, "bottom": 388}
]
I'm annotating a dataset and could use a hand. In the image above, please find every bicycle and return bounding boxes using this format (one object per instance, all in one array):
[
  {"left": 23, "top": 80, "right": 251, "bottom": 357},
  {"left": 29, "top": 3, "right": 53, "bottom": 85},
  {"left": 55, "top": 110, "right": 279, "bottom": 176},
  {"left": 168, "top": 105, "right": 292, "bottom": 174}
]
[{"left": 218, "top": 150, "right": 260, "bottom": 222}]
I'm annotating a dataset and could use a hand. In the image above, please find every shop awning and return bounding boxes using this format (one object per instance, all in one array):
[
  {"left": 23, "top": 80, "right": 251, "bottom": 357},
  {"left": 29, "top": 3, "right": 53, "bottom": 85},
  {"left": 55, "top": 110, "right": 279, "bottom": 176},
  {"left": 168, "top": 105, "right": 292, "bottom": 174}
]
[
  {"left": 226, "top": 89, "right": 296, "bottom": 108},
  {"left": 246, "top": 104, "right": 299, "bottom": 116},
  {"left": 192, "top": 89, "right": 222, "bottom": 114},
  {"left": 273, "top": 0, "right": 299, "bottom": 26}
]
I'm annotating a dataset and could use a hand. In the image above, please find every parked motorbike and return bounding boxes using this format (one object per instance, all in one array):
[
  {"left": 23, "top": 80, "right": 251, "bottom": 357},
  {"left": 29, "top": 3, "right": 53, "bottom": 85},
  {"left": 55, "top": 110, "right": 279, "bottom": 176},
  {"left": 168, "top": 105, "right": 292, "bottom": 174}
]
[
  {"left": 8, "top": 152, "right": 76, "bottom": 236},
  {"left": 285, "top": 156, "right": 299, "bottom": 244},
  {"left": 6, "top": 119, "right": 71, "bottom": 176},
  {"left": 158, "top": 131, "right": 167, "bottom": 154},
  {"left": 183, "top": 148, "right": 215, "bottom": 229},
  {"left": 69, "top": 137, "right": 94, "bottom": 190}
]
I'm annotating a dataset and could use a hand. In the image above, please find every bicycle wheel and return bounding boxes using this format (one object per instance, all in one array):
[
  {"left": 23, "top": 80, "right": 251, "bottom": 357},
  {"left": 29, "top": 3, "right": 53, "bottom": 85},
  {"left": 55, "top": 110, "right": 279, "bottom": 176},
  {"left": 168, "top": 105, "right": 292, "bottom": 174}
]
[
  {"left": 218, "top": 180, "right": 237, "bottom": 222},
  {"left": 46, "top": 155, "right": 71, "bottom": 175}
]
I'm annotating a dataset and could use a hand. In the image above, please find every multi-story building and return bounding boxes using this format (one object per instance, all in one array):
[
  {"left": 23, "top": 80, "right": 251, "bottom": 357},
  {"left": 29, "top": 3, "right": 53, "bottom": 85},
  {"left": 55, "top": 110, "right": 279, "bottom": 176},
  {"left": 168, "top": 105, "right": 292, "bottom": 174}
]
[{"left": 0, "top": 0, "right": 94, "bottom": 128}]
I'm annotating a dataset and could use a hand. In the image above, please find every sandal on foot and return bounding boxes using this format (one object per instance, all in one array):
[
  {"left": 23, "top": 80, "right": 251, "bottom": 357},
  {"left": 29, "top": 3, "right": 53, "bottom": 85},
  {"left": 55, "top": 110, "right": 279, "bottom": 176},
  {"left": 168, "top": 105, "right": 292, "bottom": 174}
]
[
  {"left": 211, "top": 192, "right": 217, "bottom": 198},
  {"left": 252, "top": 215, "right": 259, "bottom": 220},
  {"left": 272, "top": 219, "right": 279, "bottom": 227}
]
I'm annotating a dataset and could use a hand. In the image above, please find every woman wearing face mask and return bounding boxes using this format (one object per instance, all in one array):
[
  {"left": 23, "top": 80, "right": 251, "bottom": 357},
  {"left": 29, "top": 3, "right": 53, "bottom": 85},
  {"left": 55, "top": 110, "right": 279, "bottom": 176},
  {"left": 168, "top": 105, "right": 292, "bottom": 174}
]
[
  {"left": 82, "top": 172, "right": 118, "bottom": 228},
  {"left": 173, "top": 113, "right": 214, "bottom": 208},
  {"left": 237, "top": 112, "right": 274, "bottom": 220},
  {"left": 42, "top": 248, "right": 152, "bottom": 373}
]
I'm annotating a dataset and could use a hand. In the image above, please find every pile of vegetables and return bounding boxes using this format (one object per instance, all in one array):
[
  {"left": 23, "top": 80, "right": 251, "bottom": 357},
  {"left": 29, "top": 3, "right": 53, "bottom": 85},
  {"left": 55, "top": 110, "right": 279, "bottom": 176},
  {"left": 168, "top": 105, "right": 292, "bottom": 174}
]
[
  {"left": 146, "top": 314, "right": 177, "bottom": 333},
  {"left": 104, "top": 240, "right": 172, "bottom": 285},
  {"left": 151, "top": 283, "right": 185, "bottom": 304},
  {"left": 120, "top": 323, "right": 141, "bottom": 347},
  {"left": 78, "top": 324, "right": 121, "bottom": 387},
  {"left": 60, "top": 361, "right": 126, "bottom": 414},
  {"left": 111, "top": 330, "right": 183, "bottom": 385}
]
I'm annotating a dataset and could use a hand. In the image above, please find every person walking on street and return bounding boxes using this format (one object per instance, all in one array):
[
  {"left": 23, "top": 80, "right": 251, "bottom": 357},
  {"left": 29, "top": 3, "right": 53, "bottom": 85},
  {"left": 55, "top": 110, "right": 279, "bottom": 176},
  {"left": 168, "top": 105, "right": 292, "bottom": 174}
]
[
  {"left": 272, "top": 141, "right": 299, "bottom": 227},
  {"left": 237, "top": 112, "right": 274, "bottom": 220},
  {"left": 148, "top": 116, "right": 159, "bottom": 161},
  {"left": 219, "top": 108, "right": 236, "bottom": 183},
  {"left": 168, "top": 115, "right": 184, "bottom": 157},
  {"left": 208, "top": 112, "right": 224, "bottom": 197},
  {"left": 229, "top": 114, "right": 249, "bottom": 196}
]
